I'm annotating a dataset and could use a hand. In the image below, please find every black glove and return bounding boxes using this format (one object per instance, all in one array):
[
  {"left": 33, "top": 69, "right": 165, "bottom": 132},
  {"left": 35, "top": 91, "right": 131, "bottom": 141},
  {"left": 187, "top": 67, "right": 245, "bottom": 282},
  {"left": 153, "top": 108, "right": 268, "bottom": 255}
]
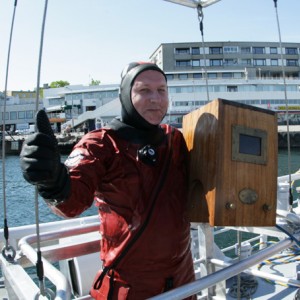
[{"left": 20, "top": 110, "right": 70, "bottom": 204}]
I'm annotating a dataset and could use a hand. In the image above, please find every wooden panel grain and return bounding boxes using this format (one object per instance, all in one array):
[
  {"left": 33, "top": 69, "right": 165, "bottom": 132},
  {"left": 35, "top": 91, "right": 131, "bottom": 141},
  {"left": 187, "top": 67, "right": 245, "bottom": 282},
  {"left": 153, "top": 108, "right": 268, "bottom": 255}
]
[{"left": 183, "top": 99, "right": 277, "bottom": 226}]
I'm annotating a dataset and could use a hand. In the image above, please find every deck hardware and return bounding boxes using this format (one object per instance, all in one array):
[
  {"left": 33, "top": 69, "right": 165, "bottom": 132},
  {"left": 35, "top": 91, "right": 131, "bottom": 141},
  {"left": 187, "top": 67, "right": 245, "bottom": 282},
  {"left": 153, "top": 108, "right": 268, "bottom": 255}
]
[
  {"left": 225, "top": 202, "right": 236, "bottom": 210},
  {"left": 239, "top": 188, "right": 258, "bottom": 205},
  {"left": 263, "top": 204, "right": 273, "bottom": 212},
  {"left": 1, "top": 245, "right": 16, "bottom": 262}
]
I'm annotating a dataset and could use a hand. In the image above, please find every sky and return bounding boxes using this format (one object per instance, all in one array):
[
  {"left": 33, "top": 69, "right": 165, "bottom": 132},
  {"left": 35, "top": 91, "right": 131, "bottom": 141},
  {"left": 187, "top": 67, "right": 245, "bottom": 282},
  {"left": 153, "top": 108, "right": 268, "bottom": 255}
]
[{"left": 0, "top": 0, "right": 300, "bottom": 91}]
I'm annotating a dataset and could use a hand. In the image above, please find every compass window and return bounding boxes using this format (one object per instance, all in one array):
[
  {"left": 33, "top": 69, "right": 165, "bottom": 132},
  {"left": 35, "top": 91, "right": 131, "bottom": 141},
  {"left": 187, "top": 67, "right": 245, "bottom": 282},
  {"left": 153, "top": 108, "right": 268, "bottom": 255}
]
[
  {"left": 232, "top": 125, "right": 267, "bottom": 165},
  {"left": 239, "top": 134, "right": 261, "bottom": 156}
]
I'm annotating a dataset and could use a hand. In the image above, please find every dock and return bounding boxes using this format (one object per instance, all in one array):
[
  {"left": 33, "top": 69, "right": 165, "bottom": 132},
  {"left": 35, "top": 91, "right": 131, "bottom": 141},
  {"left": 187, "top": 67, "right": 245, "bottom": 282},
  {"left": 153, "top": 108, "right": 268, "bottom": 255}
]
[
  {"left": 278, "top": 125, "right": 300, "bottom": 148},
  {"left": 0, "top": 132, "right": 84, "bottom": 156},
  {"left": 0, "top": 127, "right": 299, "bottom": 156}
]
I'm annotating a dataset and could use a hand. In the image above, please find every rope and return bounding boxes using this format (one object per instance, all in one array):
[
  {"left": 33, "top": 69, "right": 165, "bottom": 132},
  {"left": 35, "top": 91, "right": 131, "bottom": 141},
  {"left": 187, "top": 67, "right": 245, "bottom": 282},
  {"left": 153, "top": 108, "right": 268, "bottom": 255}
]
[
  {"left": 236, "top": 231, "right": 242, "bottom": 299},
  {"left": 34, "top": 0, "right": 49, "bottom": 296},
  {"left": 255, "top": 226, "right": 300, "bottom": 287},
  {"left": 197, "top": 4, "right": 210, "bottom": 104},
  {"left": 228, "top": 232, "right": 259, "bottom": 299},
  {"left": 273, "top": 0, "right": 293, "bottom": 210},
  {"left": 1, "top": 0, "right": 18, "bottom": 261},
  {"left": 229, "top": 273, "right": 258, "bottom": 299},
  {"left": 257, "top": 245, "right": 300, "bottom": 267}
]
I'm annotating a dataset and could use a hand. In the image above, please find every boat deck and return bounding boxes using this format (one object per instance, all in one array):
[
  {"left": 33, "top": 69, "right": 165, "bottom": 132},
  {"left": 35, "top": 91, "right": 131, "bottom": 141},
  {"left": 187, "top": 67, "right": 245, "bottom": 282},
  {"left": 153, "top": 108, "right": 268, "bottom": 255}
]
[
  {"left": 226, "top": 270, "right": 299, "bottom": 299},
  {"left": 0, "top": 277, "right": 8, "bottom": 300},
  {"left": 2, "top": 212, "right": 300, "bottom": 299}
]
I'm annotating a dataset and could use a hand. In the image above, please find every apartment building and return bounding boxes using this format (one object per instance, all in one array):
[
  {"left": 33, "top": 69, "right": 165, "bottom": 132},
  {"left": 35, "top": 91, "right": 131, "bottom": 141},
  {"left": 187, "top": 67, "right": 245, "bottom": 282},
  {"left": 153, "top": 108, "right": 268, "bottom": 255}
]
[
  {"left": 149, "top": 41, "right": 300, "bottom": 125},
  {"left": 3, "top": 41, "right": 300, "bottom": 131},
  {"left": 151, "top": 41, "right": 300, "bottom": 79}
]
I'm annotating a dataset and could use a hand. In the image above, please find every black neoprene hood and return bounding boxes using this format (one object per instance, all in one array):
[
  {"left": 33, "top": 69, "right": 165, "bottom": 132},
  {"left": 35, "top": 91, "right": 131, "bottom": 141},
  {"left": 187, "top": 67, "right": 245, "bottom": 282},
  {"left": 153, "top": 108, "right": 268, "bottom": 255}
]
[{"left": 119, "top": 62, "right": 167, "bottom": 130}]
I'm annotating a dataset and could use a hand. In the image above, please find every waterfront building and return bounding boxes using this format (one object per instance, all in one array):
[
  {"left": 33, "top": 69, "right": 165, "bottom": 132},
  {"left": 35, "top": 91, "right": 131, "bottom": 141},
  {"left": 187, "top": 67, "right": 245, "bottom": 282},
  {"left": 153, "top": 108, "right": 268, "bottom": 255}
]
[
  {"left": 150, "top": 41, "right": 300, "bottom": 125},
  {"left": 43, "top": 84, "right": 119, "bottom": 132},
  {"left": 3, "top": 41, "right": 300, "bottom": 132},
  {"left": 0, "top": 90, "right": 43, "bottom": 132}
]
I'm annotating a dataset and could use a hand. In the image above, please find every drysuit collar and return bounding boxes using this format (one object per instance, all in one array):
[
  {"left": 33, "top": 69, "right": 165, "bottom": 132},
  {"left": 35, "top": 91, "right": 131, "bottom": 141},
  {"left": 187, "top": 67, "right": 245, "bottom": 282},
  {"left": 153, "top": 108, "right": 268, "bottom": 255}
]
[{"left": 108, "top": 117, "right": 165, "bottom": 145}]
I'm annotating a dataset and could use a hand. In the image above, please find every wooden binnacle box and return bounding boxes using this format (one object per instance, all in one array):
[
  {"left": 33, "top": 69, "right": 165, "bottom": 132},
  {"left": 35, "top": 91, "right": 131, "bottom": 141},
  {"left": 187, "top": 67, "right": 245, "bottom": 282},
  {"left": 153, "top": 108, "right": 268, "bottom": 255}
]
[{"left": 182, "top": 99, "right": 278, "bottom": 227}]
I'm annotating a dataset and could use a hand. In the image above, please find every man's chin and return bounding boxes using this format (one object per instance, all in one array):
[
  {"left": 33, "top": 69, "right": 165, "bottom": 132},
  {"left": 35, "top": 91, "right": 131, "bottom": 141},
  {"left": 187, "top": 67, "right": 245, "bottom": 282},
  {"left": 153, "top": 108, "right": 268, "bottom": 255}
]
[
  {"left": 146, "top": 117, "right": 163, "bottom": 126},
  {"left": 144, "top": 112, "right": 167, "bottom": 125}
]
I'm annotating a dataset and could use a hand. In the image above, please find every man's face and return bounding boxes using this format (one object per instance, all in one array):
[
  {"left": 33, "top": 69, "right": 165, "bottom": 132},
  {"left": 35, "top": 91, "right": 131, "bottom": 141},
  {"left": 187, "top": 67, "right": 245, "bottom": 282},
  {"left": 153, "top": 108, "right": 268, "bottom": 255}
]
[{"left": 131, "top": 70, "right": 169, "bottom": 125}]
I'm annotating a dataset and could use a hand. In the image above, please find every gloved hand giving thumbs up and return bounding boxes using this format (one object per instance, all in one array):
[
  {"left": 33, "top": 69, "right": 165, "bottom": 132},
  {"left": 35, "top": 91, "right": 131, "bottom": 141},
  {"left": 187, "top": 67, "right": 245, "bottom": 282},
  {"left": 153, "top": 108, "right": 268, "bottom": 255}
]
[{"left": 20, "top": 110, "right": 71, "bottom": 204}]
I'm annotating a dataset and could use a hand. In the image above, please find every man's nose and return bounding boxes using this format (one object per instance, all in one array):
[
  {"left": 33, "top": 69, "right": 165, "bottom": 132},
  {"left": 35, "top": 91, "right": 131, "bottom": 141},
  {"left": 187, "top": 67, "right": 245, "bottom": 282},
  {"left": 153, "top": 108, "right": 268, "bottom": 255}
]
[{"left": 149, "top": 90, "right": 161, "bottom": 102}]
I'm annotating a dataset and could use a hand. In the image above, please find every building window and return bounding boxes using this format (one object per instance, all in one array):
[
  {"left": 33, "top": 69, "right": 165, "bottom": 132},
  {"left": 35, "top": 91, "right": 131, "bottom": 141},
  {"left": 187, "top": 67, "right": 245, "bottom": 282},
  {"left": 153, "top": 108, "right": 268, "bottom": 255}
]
[
  {"left": 49, "top": 98, "right": 63, "bottom": 105},
  {"left": 181, "top": 86, "right": 193, "bottom": 93},
  {"left": 192, "top": 59, "right": 200, "bottom": 67},
  {"left": 241, "top": 59, "right": 251, "bottom": 66},
  {"left": 168, "top": 87, "right": 179, "bottom": 93},
  {"left": 166, "top": 74, "right": 174, "bottom": 80},
  {"left": 223, "top": 46, "right": 238, "bottom": 53},
  {"left": 191, "top": 47, "right": 200, "bottom": 55},
  {"left": 26, "top": 111, "right": 34, "bottom": 119},
  {"left": 209, "top": 47, "right": 222, "bottom": 54},
  {"left": 65, "top": 94, "right": 73, "bottom": 101},
  {"left": 175, "top": 48, "right": 190, "bottom": 54},
  {"left": 18, "top": 111, "right": 26, "bottom": 119},
  {"left": 176, "top": 60, "right": 191, "bottom": 67},
  {"left": 193, "top": 73, "right": 202, "bottom": 79},
  {"left": 241, "top": 47, "right": 251, "bottom": 53},
  {"left": 222, "top": 73, "right": 233, "bottom": 78},
  {"left": 270, "top": 47, "right": 278, "bottom": 54},
  {"left": 178, "top": 74, "right": 188, "bottom": 80},
  {"left": 1, "top": 112, "right": 9, "bottom": 120},
  {"left": 286, "top": 48, "right": 298, "bottom": 55},
  {"left": 208, "top": 73, "right": 217, "bottom": 79},
  {"left": 286, "top": 59, "right": 298, "bottom": 66},
  {"left": 227, "top": 86, "right": 238, "bottom": 92},
  {"left": 233, "top": 72, "right": 243, "bottom": 79},
  {"left": 73, "top": 93, "right": 82, "bottom": 100},
  {"left": 210, "top": 59, "right": 223, "bottom": 66},
  {"left": 10, "top": 111, "right": 17, "bottom": 120},
  {"left": 223, "top": 59, "right": 237, "bottom": 66},
  {"left": 253, "top": 47, "right": 265, "bottom": 54},
  {"left": 271, "top": 59, "right": 278, "bottom": 66},
  {"left": 253, "top": 59, "right": 266, "bottom": 66}
]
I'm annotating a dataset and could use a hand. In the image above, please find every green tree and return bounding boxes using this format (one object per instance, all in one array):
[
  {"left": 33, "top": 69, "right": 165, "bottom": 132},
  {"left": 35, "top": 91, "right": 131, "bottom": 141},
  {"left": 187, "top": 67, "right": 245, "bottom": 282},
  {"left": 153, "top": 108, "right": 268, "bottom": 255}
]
[
  {"left": 50, "top": 80, "right": 70, "bottom": 88},
  {"left": 89, "top": 78, "right": 101, "bottom": 86}
]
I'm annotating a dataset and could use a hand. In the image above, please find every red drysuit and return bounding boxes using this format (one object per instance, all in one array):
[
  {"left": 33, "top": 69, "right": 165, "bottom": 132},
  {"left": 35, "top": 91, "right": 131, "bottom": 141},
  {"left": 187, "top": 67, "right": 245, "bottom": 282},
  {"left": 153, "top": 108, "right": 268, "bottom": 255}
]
[{"left": 51, "top": 124, "right": 195, "bottom": 299}]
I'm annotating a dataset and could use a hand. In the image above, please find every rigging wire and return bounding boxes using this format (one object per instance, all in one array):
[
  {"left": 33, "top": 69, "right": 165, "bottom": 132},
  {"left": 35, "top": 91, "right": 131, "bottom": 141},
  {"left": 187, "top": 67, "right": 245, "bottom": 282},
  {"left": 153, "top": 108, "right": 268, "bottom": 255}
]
[
  {"left": 34, "top": 0, "right": 49, "bottom": 297},
  {"left": 236, "top": 231, "right": 241, "bottom": 300},
  {"left": 1, "top": 0, "right": 18, "bottom": 261},
  {"left": 273, "top": 0, "right": 293, "bottom": 210},
  {"left": 197, "top": 5, "right": 210, "bottom": 104}
]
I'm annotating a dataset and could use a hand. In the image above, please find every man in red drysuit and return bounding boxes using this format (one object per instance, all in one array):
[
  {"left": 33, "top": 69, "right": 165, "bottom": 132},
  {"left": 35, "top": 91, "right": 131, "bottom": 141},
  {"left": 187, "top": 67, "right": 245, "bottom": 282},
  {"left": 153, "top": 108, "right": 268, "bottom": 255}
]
[{"left": 20, "top": 62, "right": 196, "bottom": 299}]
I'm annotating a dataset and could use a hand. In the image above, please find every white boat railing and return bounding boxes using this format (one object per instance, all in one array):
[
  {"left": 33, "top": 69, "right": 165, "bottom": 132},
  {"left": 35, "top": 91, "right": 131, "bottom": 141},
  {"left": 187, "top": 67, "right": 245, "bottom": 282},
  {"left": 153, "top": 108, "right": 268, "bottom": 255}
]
[
  {"left": 0, "top": 215, "right": 99, "bottom": 250},
  {"left": 278, "top": 172, "right": 300, "bottom": 183},
  {"left": 148, "top": 236, "right": 297, "bottom": 300},
  {"left": 17, "top": 223, "right": 100, "bottom": 300},
  {"left": 2, "top": 203, "right": 300, "bottom": 299},
  {"left": 1, "top": 216, "right": 100, "bottom": 300},
  {"left": 2, "top": 220, "right": 298, "bottom": 300}
]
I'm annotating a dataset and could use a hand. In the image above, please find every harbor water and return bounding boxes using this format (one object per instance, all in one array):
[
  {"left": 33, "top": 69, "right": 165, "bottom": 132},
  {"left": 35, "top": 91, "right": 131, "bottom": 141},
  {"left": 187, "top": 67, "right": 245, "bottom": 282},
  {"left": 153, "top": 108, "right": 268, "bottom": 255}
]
[
  {"left": 0, "top": 149, "right": 299, "bottom": 228},
  {"left": 0, "top": 154, "right": 97, "bottom": 228}
]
